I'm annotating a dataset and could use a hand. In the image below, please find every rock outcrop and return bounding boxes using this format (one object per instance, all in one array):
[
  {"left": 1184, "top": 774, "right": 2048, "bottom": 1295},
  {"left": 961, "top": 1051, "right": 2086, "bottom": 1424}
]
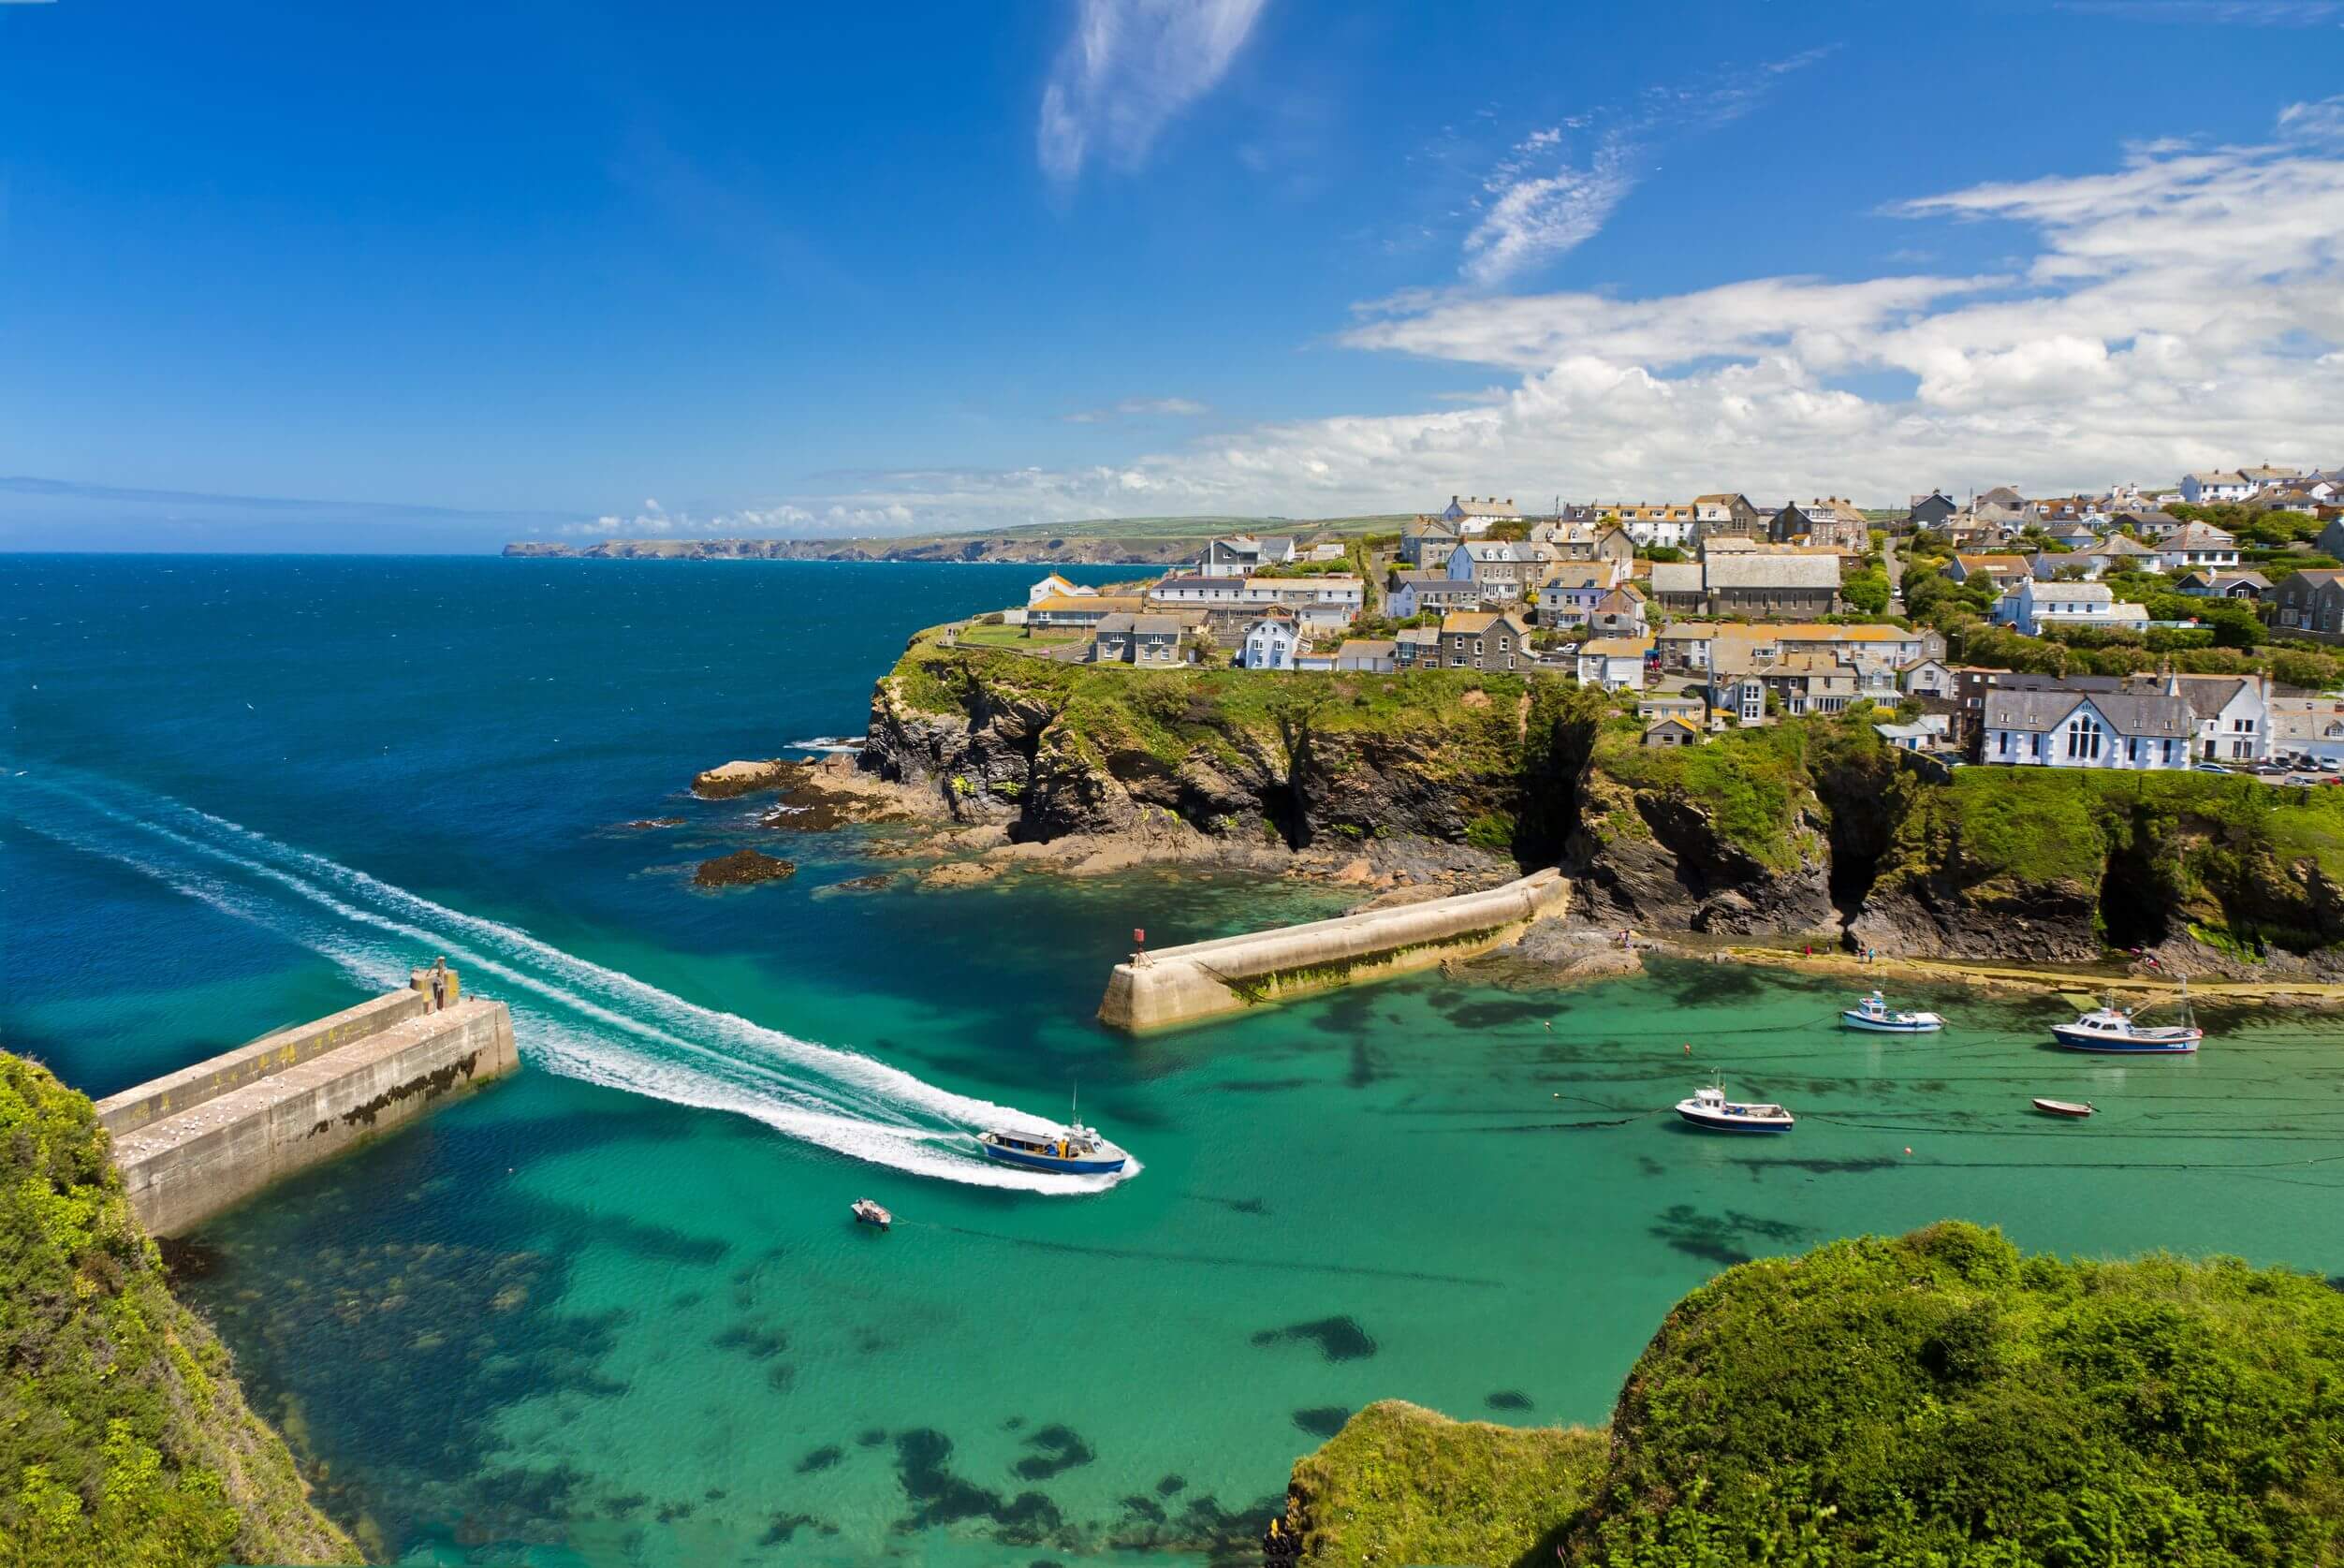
[{"left": 693, "top": 849, "right": 797, "bottom": 887}]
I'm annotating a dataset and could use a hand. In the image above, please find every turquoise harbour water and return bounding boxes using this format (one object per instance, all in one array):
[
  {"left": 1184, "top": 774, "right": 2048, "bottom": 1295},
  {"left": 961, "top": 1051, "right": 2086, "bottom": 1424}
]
[{"left": 6, "top": 555, "right": 2344, "bottom": 1566}]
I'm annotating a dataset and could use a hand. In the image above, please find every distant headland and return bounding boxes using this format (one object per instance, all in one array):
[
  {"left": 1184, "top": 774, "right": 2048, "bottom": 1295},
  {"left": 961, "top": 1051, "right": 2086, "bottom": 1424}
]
[{"left": 500, "top": 513, "right": 1411, "bottom": 566}]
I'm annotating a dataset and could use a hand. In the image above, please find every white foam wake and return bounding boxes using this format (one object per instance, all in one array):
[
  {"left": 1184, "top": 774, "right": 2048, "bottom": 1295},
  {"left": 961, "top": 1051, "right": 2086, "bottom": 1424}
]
[{"left": 4, "top": 771, "right": 1135, "bottom": 1194}]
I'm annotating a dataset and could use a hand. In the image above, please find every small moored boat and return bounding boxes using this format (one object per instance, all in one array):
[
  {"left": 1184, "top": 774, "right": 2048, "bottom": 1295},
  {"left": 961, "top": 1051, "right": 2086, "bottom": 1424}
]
[
  {"left": 1842, "top": 990, "right": 1945, "bottom": 1033},
  {"left": 2030, "top": 1097, "right": 2095, "bottom": 1119},
  {"left": 851, "top": 1197, "right": 892, "bottom": 1229},
  {"left": 2050, "top": 984, "right": 2202, "bottom": 1054},
  {"left": 1675, "top": 1081, "right": 1795, "bottom": 1134},
  {"left": 976, "top": 1088, "right": 1130, "bottom": 1176}
]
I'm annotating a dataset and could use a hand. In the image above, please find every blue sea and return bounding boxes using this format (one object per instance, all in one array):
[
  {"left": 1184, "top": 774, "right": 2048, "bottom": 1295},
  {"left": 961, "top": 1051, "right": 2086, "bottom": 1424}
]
[{"left": 7, "top": 554, "right": 2343, "bottom": 1566}]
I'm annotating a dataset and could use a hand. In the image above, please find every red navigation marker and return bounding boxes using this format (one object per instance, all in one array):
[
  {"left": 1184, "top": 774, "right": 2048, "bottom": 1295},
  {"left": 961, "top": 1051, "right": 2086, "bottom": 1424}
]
[{"left": 1134, "top": 927, "right": 1146, "bottom": 945}]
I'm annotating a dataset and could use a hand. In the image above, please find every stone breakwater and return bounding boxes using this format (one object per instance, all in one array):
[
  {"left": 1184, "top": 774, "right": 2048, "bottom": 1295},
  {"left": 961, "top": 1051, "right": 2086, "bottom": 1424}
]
[
  {"left": 97, "top": 969, "right": 519, "bottom": 1237},
  {"left": 1098, "top": 869, "right": 1569, "bottom": 1032}
]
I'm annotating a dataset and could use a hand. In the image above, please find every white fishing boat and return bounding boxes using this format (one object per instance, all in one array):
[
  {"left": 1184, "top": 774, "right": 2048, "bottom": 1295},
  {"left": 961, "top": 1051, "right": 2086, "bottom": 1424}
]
[
  {"left": 976, "top": 1086, "right": 1130, "bottom": 1176},
  {"left": 2050, "top": 982, "right": 2202, "bottom": 1055},
  {"left": 1841, "top": 990, "right": 1945, "bottom": 1033},
  {"left": 2030, "top": 1098, "right": 2095, "bottom": 1119},
  {"left": 1674, "top": 1081, "right": 1795, "bottom": 1135},
  {"left": 850, "top": 1197, "right": 892, "bottom": 1229}
]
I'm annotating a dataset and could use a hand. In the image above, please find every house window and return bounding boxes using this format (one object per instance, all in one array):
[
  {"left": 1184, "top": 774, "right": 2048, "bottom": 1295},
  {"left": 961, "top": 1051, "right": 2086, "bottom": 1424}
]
[{"left": 2065, "top": 715, "right": 2102, "bottom": 760}]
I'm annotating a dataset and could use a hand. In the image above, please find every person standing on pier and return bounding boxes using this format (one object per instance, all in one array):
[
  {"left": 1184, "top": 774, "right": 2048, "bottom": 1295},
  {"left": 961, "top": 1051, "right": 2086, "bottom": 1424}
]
[{"left": 429, "top": 956, "right": 449, "bottom": 1012}]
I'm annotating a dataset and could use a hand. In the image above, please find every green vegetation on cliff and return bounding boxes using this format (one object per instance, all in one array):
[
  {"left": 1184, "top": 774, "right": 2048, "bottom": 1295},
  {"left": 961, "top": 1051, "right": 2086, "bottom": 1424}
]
[
  {"left": 1291, "top": 1223, "right": 2344, "bottom": 1567},
  {"left": 0, "top": 1053, "right": 359, "bottom": 1568}
]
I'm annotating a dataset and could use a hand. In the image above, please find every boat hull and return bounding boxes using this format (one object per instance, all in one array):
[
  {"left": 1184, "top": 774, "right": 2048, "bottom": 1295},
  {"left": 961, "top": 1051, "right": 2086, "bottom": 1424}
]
[
  {"left": 977, "top": 1140, "right": 1129, "bottom": 1176},
  {"left": 2031, "top": 1099, "right": 2094, "bottom": 1118},
  {"left": 1841, "top": 1013, "right": 1941, "bottom": 1033},
  {"left": 2049, "top": 1028, "right": 2199, "bottom": 1054},
  {"left": 1675, "top": 1107, "right": 1795, "bottom": 1134}
]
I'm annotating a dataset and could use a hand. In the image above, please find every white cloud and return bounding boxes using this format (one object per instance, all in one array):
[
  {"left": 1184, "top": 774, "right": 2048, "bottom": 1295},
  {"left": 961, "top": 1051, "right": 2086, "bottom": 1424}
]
[
  {"left": 2279, "top": 94, "right": 2344, "bottom": 141},
  {"left": 1037, "top": 0, "right": 1267, "bottom": 183},
  {"left": 2058, "top": 1, "right": 2344, "bottom": 22},
  {"left": 1064, "top": 396, "right": 1212, "bottom": 422},
  {"left": 1459, "top": 50, "right": 1834, "bottom": 286}
]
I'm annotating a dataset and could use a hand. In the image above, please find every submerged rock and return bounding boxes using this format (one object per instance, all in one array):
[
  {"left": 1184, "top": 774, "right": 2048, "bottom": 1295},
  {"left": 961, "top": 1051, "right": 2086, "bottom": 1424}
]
[{"left": 693, "top": 849, "right": 797, "bottom": 887}]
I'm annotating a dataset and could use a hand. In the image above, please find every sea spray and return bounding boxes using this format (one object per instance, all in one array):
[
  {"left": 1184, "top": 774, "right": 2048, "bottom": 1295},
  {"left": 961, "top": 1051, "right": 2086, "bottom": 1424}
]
[{"left": 3, "top": 770, "right": 1136, "bottom": 1194}]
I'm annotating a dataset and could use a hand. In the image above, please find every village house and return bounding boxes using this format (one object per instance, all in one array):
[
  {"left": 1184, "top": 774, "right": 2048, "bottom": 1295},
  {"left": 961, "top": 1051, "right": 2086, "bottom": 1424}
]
[
  {"left": 1637, "top": 691, "right": 1709, "bottom": 727},
  {"left": 1146, "top": 574, "right": 1249, "bottom": 609},
  {"left": 1991, "top": 579, "right": 2149, "bottom": 637},
  {"left": 1441, "top": 495, "right": 1522, "bottom": 535},
  {"left": 2263, "top": 479, "right": 2337, "bottom": 514},
  {"left": 1444, "top": 539, "right": 1552, "bottom": 600},
  {"left": 2179, "top": 471, "right": 2255, "bottom": 506},
  {"left": 2318, "top": 517, "right": 2344, "bottom": 560},
  {"left": 2271, "top": 568, "right": 2344, "bottom": 637},
  {"left": 1587, "top": 584, "right": 1648, "bottom": 637},
  {"left": 1237, "top": 612, "right": 1302, "bottom": 670},
  {"left": 1028, "top": 572, "right": 1095, "bottom": 605},
  {"left": 1898, "top": 658, "right": 1957, "bottom": 699},
  {"left": 1090, "top": 613, "right": 1183, "bottom": 667},
  {"left": 2174, "top": 569, "right": 2270, "bottom": 600},
  {"left": 1434, "top": 609, "right": 1532, "bottom": 672},
  {"left": 1576, "top": 635, "right": 1654, "bottom": 692},
  {"left": 1029, "top": 593, "right": 1148, "bottom": 630},
  {"left": 1334, "top": 638, "right": 1398, "bottom": 673},
  {"left": 1874, "top": 715, "right": 1951, "bottom": 753},
  {"left": 1906, "top": 491, "right": 1958, "bottom": 531},
  {"left": 1394, "top": 625, "right": 1441, "bottom": 669},
  {"left": 2110, "top": 509, "right": 2185, "bottom": 542},
  {"left": 2268, "top": 695, "right": 2344, "bottom": 764},
  {"left": 1201, "top": 534, "right": 1297, "bottom": 579},
  {"left": 1535, "top": 565, "right": 1619, "bottom": 627},
  {"left": 1982, "top": 687, "right": 2197, "bottom": 769},
  {"left": 1642, "top": 716, "right": 1702, "bottom": 748},
  {"left": 2157, "top": 521, "right": 2241, "bottom": 575},
  {"left": 1239, "top": 575, "right": 1366, "bottom": 618},
  {"left": 1387, "top": 571, "right": 1487, "bottom": 620},
  {"left": 2163, "top": 672, "right": 2271, "bottom": 764},
  {"left": 1601, "top": 502, "right": 1697, "bottom": 550},
  {"left": 1692, "top": 492, "right": 1766, "bottom": 540},
  {"left": 1772, "top": 497, "right": 1870, "bottom": 552},
  {"left": 1399, "top": 516, "right": 1462, "bottom": 570},
  {"left": 1947, "top": 552, "right": 2031, "bottom": 589}
]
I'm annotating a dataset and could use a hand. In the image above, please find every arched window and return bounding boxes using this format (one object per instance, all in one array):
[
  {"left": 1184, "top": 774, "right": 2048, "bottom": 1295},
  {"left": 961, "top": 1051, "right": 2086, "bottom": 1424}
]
[{"left": 2065, "top": 713, "right": 2102, "bottom": 760}]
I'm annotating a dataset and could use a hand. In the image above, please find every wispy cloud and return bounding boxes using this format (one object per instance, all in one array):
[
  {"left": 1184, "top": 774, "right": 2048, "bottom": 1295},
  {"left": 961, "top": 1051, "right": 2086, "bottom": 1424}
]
[
  {"left": 2280, "top": 93, "right": 2344, "bottom": 140},
  {"left": 1037, "top": 0, "right": 1268, "bottom": 183},
  {"left": 2058, "top": 0, "right": 2344, "bottom": 22},
  {"left": 1063, "top": 396, "right": 1211, "bottom": 423},
  {"left": 1459, "top": 49, "right": 1835, "bottom": 286}
]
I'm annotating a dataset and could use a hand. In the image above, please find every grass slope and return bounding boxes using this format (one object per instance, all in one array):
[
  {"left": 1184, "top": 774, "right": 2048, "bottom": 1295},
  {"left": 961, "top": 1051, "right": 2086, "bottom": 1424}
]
[
  {"left": 1289, "top": 1224, "right": 2344, "bottom": 1567},
  {"left": 1287, "top": 1401, "right": 1605, "bottom": 1568},
  {"left": 0, "top": 1053, "right": 359, "bottom": 1568}
]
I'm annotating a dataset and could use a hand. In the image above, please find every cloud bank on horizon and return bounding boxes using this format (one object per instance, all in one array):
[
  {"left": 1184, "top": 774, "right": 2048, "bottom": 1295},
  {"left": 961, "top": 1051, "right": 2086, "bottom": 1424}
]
[{"left": 649, "top": 92, "right": 2343, "bottom": 538}]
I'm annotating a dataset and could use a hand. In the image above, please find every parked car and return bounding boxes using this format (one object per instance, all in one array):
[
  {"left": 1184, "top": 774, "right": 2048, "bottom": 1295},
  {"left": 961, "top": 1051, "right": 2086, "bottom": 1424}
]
[{"left": 2192, "top": 763, "right": 2232, "bottom": 774}]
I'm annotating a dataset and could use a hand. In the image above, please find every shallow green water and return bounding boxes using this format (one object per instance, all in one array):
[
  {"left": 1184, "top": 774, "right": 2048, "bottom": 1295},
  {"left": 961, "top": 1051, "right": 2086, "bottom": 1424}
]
[{"left": 7, "top": 556, "right": 2344, "bottom": 1565}]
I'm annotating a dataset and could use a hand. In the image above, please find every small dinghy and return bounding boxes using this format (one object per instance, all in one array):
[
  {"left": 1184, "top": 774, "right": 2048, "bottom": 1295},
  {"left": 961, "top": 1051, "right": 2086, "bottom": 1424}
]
[
  {"left": 2031, "top": 1097, "right": 2096, "bottom": 1119},
  {"left": 1675, "top": 1081, "right": 1795, "bottom": 1134},
  {"left": 850, "top": 1197, "right": 892, "bottom": 1229},
  {"left": 1842, "top": 990, "right": 1945, "bottom": 1033}
]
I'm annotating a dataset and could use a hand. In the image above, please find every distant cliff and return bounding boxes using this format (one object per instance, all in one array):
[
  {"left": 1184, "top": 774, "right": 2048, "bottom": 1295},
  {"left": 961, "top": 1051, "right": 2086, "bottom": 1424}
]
[
  {"left": 507, "top": 535, "right": 1201, "bottom": 565},
  {"left": 0, "top": 1053, "right": 359, "bottom": 1567}
]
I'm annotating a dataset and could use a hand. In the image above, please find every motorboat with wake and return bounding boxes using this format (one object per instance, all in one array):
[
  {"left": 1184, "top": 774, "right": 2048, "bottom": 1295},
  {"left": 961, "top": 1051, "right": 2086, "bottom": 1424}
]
[
  {"left": 2050, "top": 982, "right": 2202, "bottom": 1054},
  {"left": 1675, "top": 1080, "right": 1795, "bottom": 1134},
  {"left": 850, "top": 1197, "right": 892, "bottom": 1229},
  {"left": 977, "top": 1088, "right": 1130, "bottom": 1176},
  {"left": 1841, "top": 990, "right": 1945, "bottom": 1033}
]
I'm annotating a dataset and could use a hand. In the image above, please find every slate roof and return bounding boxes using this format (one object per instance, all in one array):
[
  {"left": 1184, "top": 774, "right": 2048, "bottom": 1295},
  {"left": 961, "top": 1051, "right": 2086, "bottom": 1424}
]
[
  {"left": 1703, "top": 553, "right": 1841, "bottom": 590},
  {"left": 1984, "top": 688, "right": 2195, "bottom": 739}
]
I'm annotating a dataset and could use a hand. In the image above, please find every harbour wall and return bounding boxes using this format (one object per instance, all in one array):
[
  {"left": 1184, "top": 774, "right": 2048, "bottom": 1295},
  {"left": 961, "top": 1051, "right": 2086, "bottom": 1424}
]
[
  {"left": 97, "top": 968, "right": 519, "bottom": 1237},
  {"left": 1097, "top": 868, "right": 1569, "bottom": 1032}
]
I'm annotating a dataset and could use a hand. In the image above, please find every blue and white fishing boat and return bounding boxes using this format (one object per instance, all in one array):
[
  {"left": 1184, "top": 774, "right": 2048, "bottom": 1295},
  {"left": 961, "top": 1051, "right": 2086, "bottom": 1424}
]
[
  {"left": 976, "top": 1089, "right": 1130, "bottom": 1176},
  {"left": 1674, "top": 1081, "right": 1795, "bottom": 1135},
  {"left": 2050, "top": 984, "right": 2201, "bottom": 1055},
  {"left": 1841, "top": 990, "right": 1945, "bottom": 1033}
]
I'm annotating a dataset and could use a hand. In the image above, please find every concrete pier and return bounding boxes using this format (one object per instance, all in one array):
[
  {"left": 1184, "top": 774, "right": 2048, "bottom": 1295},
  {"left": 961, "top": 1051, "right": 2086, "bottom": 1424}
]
[
  {"left": 97, "top": 968, "right": 519, "bottom": 1237},
  {"left": 1098, "top": 868, "right": 1568, "bottom": 1032}
]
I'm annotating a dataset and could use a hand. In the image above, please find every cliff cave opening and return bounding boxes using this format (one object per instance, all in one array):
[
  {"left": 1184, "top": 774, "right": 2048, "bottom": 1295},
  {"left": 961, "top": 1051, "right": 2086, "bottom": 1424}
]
[{"left": 2097, "top": 830, "right": 2176, "bottom": 950}]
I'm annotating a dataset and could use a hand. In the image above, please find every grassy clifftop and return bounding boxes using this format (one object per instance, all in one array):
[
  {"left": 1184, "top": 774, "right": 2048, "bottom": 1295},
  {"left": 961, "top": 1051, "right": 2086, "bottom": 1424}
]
[
  {"left": 0, "top": 1052, "right": 359, "bottom": 1568},
  {"left": 1290, "top": 1223, "right": 2344, "bottom": 1566}
]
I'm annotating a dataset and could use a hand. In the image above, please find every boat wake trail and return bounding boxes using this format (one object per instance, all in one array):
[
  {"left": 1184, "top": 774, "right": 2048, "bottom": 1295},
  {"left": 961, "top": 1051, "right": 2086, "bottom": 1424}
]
[{"left": 4, "top": 771, "right": 1135, "bottom": 1194}]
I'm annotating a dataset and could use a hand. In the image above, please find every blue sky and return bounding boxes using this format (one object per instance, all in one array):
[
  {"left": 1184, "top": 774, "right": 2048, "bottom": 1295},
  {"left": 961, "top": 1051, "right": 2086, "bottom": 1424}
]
[{"left": 4, "top": 0, "right": 2342, "bottom": 550}]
